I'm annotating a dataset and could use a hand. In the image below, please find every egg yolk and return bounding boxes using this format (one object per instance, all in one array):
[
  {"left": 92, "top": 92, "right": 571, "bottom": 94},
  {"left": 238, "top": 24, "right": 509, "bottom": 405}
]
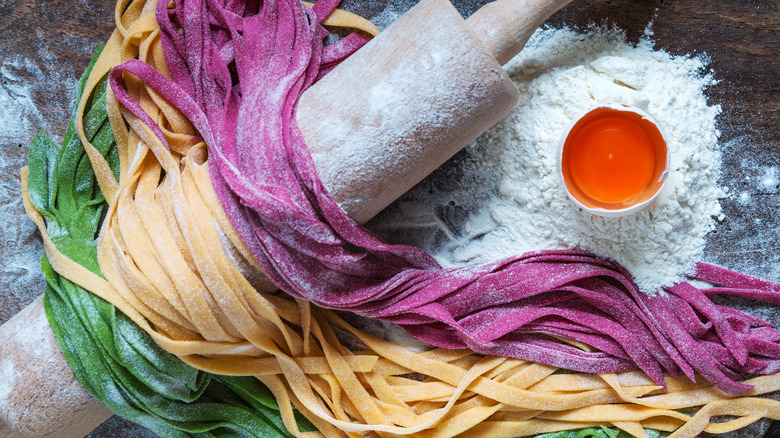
[{"left": 567, "top": 115, "right": 656, "bottom": 204}]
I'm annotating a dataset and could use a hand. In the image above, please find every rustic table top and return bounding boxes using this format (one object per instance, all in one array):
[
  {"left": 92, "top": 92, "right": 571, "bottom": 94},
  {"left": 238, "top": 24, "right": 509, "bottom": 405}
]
[{"left": 1, "top": 0, "right": 778, "bottom": 436}]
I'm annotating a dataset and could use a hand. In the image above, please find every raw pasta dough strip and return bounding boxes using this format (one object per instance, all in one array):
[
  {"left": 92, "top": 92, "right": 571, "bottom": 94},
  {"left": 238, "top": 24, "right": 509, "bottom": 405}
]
[{"left": 27, "top": 156, "right": 780, "bottom": 436}]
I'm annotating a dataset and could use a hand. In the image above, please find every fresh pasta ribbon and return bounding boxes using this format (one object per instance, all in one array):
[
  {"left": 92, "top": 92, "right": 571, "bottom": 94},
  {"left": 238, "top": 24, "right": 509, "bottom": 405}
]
[{"left": 20, "top": 0, "right": 780, "bottom": 436}]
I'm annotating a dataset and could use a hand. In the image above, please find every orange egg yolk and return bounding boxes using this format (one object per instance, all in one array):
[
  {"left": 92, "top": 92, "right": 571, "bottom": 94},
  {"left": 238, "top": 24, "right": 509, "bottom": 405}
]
[{"left": 567, "top": 116, "right": 656, "bottom": 204}]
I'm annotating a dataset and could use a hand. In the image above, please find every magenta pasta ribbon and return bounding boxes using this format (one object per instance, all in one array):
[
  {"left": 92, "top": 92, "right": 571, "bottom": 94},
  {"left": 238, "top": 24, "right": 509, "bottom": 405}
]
[{"left": 109, "top": 0, "right": 780, "bottom": 396}]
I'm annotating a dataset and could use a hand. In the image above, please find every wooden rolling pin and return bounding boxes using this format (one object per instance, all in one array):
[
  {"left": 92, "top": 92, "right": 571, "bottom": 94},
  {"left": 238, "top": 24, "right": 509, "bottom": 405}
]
[
  {"left": 300, "top": 0, "right": 571, "bottom": 223},
  {"left": 0, "top": 0, "right": 572, "bottom": 436}
]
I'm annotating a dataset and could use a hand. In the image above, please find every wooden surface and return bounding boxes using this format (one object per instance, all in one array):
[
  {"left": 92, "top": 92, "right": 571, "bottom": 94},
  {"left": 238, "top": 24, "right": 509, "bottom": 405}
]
[
  {"left": 0, "top": 298, "right": 113, "bottom": 437},
  {"left": 0, "top": 0, "right": 778, "bottom": 436}
]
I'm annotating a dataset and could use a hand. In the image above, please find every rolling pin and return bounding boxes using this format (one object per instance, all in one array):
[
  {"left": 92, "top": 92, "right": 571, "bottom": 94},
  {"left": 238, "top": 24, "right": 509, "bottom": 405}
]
[{"left": 0, "top": 0, "right": 573, "bottom": 436}]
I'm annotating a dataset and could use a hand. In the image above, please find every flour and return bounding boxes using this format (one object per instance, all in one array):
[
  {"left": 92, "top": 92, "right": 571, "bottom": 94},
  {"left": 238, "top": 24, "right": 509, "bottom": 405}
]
[
  {"left": 0, "top": 359, "right": 14, "bottom": 412},
  {"left": 0, "top": 142, "right": 46, "bottom": 322},
  {"left": 760, "top": 167, "right": 779, "bottom": 191},
  {"left": 370, "top": 25, "right": 725, "bottom": 294},
  {"left": 0, "top": 32, "right": 84, "bottom": 144},
  {"left": 0, "top": 31, "right": 95, "bottom": 323}
]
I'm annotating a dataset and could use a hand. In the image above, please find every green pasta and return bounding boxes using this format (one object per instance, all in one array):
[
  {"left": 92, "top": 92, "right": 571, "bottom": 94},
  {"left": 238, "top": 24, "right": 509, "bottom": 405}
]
[{"left": 535, "top": 427, "right": 666, "bottom": 438}]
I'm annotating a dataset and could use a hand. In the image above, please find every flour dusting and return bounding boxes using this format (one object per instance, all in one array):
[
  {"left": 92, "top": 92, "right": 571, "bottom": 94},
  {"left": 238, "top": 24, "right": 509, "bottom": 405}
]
[
  {"left": 0, "top": 32, "right": 84, "bottom": 144},
  {"left": 0, "top": 359, "right": 14, "bottom": 412},
  {"left": 371, "top": 26, "right": 725, "bottom": 294},
  {"left": 0, "top": 145, "right": 45, "bottom": 322},
  {"left": 0, "top": 32, "right": 95, "bottom": 322}
]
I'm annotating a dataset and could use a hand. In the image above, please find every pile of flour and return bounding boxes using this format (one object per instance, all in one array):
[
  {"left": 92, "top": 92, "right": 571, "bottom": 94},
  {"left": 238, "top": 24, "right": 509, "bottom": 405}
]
[{"left": 370, "top": 25, "right": 725, "bottom": 294}]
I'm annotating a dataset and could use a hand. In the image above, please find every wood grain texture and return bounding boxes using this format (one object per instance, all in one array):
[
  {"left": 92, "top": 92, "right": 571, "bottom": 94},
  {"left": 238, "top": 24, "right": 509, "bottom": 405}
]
[
  {"left": 0, "top": 298, "right": 112, "bottom": 438},
  {"left": 0, "top": 0, "right": 778, "bottom": 436},
  {"left": 466, "top": 0, "right": 574, "bottom": 64},
  {"left": 300, "top": 0, "right": 519, "bottom": 224}
]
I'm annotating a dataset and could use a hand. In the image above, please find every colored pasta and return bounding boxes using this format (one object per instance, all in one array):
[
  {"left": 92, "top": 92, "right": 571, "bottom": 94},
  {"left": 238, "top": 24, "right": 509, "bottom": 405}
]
[
  {"left": 19, "top": 0, "right": 780, "bottom": 437},
  {"left": 105, "top": 0, "right": 780, "bottom": 397}
]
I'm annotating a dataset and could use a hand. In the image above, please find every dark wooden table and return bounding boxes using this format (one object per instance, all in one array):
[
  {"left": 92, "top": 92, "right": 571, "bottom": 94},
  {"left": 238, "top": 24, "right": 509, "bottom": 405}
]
[{"left": 1, "top": 0, "right": 778, "bottom": 436}]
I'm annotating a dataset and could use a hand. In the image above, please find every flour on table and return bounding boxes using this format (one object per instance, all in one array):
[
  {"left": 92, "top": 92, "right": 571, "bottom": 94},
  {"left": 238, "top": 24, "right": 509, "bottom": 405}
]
[
  {"left": 0, "top": 359, "right": 14, "bottom": 411},
  {"left": 370, "top": 26, "right": 725, "bottom": 294},
  {"left": 0, "top": 34, "right": 88, "bottom": 322}
]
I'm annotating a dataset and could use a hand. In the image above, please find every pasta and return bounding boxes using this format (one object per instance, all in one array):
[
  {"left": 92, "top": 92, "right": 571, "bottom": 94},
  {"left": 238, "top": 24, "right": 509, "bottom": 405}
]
[
  {"left": 103, "top": 0, "right": 780, "bottom": 398},
  {"left": 20, "top": 0, "right": 780, "bottom": 436}
]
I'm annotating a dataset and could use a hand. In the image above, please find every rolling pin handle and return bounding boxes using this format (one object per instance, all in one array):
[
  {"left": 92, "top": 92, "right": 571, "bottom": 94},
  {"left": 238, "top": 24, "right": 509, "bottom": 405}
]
[{"left": 466, "top": 0, "right": 574, "bottom": 65}]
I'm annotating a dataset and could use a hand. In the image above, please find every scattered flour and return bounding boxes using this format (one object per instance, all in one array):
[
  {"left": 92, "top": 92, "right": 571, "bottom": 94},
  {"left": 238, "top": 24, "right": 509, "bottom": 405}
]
[
  {"left": 761, "top": 167, "right": 779, "bottom": 192},
  {"left": 370, "top": 2, "right": 405, "bottom": 30},
  {"left": 0, "top": 56, "right": 44, "bottom": 143},
  {"left": 703, "top": 135, "right": 780, "bottom": 290},
  {"left": 0, "top": 32, "right": 84, "bottom": 144},
  {"left": 0, "top": 360, "right": 14, "bottom": 412},
  {"left": 0, "top": 32, "right": 94, "bottom": 323},
  {"left": 0, "top": 143, "right": 46, "bottom": 322},
  {"left": 371, "top": 26, "right": 725, "bottom": 294}
]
